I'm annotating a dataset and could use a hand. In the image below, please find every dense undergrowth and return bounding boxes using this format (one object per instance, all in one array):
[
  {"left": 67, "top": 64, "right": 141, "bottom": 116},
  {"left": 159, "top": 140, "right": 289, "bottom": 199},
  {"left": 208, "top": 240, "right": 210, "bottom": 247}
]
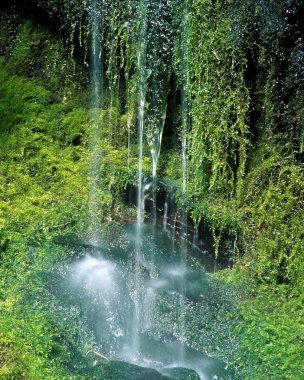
[
  {"left": 182, "top": 1, "right": 304, "bottom": 378},
  {"left": 0, "top": 1, "right": 303, "bottom": 379},
  {"left": 0, "top": 17, "right": 146, "bottom": 378}
]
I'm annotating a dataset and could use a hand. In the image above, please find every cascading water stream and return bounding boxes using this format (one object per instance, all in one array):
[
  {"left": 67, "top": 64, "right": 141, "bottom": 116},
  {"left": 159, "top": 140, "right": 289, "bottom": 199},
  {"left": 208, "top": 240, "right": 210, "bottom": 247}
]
[
  {"left": 145, "top": 0, "right": 173, "bottom": 224},
  {"left": 178, "top": 0, "right": 190, "bottom": 363},
  {"left": 132, "top": 0, "right": 148, "bottom": 357},
  {"left": 194, "top": 225, "right": 199, "bottom": 246},
  {"left": 163, "top": 201, "right": 168, "bottom": 231},
  {"left": 63, "top": 222, "right": 238, "bottom": 379},
  {"left": 107, "top": 18, "right": 115, "bottom": 144},
  {"left": 125, "top": 1, "right": 134, "bottom": 170},
  {"left": 107, "top": 4, "right": 121, "bottom": 146},
  {"left": 89, "top": 0, "right": 104, "bottom": 243},
  {"left": 76, "top": 1, "right": 240, "bottom": 378},
  {"left": 181, "top": 0, "right": 189, "bottom": 218}
]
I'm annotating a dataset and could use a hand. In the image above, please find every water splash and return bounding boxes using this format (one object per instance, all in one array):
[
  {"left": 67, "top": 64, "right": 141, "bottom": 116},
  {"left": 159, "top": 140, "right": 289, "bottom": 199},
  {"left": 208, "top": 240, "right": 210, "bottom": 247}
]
[
  {"left": 62, "top": 223, "right": 239, "bottom": 379},
  {"left": 73, "top": 256, "right": 116, "bottom": 293},
  {"left": 71, "top": 255, "right": 129, "bottom": 351},
  {"left": 79, "top": 1, "right": 239, "bottom": 378}
]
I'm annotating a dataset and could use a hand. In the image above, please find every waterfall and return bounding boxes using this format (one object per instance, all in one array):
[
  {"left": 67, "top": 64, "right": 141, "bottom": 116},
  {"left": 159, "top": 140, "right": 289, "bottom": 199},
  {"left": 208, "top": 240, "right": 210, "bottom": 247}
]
[
  {"left": 89, "top": 0, "right": 104, "bottom": 243},
  {"left": 87, "top": 0, "right": 193, "bottom": 365},
  {"left": 145, "top": 0, "right": 173, "bottom": 223},
  {"left": 181, "top": 0, "right": 189, "bottom": 207},
  {"left": 107, "top": 3, "right": 121, "bottom": 146},
  {"left": 132, "top": 0, "right": 148, "bottom": 356},
  {"left": 163, "top": 201, "right": 168, "bottom": 231},
  {"left": 193, "top": 225, "right": 199, "bottom": 246},
  {"left": 136, "top": 1, "right": 148, "bottom": 229},
  {"left": 178, "top": 0, "right": 190, "bottom": 362},
  {"left": 54, "top": 1, "right": 241, "bottom": 377}
]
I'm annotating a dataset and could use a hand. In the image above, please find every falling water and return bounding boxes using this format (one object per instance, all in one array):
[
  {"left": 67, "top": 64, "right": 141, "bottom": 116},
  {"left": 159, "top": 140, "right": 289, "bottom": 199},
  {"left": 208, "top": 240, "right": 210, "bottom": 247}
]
[
  {"left": 125, "top": 1, "right": 134, "bottom": 170},
  {"left": 81, "top": 0, "right": 239, "bottom": 377},
  {"left": 107, "top": 4, "right": 121, "bottom": 146},
  {"left": 150, "top": 109, "right": 166, "bottom": 223},
  {"left": 133, "top": 0, "right": 148, "bottom": 356},
  {"left": 181, "top": 1, "right": 189, "bottom": 204},
  {"left": 193, "top": 225, "right": 199, "bottom": 246},
  {"left": 233, "top": 236, "right": 238, "bottom": 264},
  {"left": 107, "top": 13, "right": 116, "bottom": 144},
  {"left": 62, "top": 223, "right": 238, "bottom": 379},
  {"left": 145, "top": 0, "right": 173, "bottom": 223},
  {"left": 90, "top": 1, "right": 103, "bottom": 110},
  {"left": 136, "top": 1, "right": 147, "bottom": 229},
  {"left": 88, "top": 0, "right": 104, "bottom": 243},
  {"left": 163, "top": 201, "right": 168, "bottom": 231},
  {"left": 127, "top": 115, "right": 132, "bottom": 169},
  {"left": 178, "top": 0, "right": 190, "bottom": 362}
]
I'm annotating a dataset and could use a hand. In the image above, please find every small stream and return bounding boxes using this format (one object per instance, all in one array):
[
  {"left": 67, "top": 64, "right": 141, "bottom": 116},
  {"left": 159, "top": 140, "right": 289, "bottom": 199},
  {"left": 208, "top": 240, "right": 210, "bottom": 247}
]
[{"left": 56, "top": 223, "right": 239, "bottom": 379}]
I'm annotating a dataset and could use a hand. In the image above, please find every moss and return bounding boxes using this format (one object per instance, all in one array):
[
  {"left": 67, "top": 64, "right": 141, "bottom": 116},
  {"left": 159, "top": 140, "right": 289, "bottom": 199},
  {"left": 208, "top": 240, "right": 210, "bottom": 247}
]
[
  {"left": 216, "top": 268, "right": 304, "bottom": 379},
  {"left": 0, "top": 1, "right": 303, "bottom": 378},
  {"left": 0, "top": 19, "right": 140, "bottom": 377},
  {"left": 0, "top": 14, "right": 87, "bottom": 105},
  {"left": 164, "top": 1, "right": 304, "bottom": 377}
]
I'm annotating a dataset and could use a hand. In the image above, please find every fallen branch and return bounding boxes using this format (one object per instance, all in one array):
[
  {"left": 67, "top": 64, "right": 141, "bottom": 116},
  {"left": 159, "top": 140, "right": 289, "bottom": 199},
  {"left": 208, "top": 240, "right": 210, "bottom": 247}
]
[{"left": 86, "top": 350, "right": 109, "bottom": 362}]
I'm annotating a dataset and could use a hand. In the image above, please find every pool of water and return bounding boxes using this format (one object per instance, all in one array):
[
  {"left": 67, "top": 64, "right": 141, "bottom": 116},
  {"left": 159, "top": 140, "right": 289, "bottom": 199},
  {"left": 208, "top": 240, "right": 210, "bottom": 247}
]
[{"left": 57, "top": 223, "right": 239, "bottom": 379}]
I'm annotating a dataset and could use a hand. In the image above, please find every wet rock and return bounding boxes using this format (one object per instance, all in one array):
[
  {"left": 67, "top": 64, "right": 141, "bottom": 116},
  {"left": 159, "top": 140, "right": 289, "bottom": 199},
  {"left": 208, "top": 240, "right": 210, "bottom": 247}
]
[
  {"left": 96, "top": 360, "right": 171, "bottom": 380},
  {"left": 162, "top": 367, "right": 201, "bottom": 380}
]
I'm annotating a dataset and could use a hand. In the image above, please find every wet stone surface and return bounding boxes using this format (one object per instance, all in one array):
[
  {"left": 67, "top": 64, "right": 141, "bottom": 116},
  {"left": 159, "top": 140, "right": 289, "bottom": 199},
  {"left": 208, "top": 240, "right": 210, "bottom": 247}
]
[{"left": 54, "top": 223, "right": 240, "bottom": 380}]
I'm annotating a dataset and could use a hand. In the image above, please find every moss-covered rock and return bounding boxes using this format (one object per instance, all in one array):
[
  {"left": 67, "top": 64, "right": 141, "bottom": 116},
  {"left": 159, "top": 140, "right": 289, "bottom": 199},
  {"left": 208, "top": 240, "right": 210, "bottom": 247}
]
[{"left": 94, "top": 360, "right": 171, "bottom": 380}]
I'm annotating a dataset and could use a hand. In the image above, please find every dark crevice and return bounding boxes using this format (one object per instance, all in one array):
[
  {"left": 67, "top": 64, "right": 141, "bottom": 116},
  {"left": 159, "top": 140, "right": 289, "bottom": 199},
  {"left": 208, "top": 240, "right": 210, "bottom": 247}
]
[
  {"left": 163, "top": 74, "right": 180, "bottom": 150},
  {"left": 0, "top": 0, "right": 62, "bottom": 36}
]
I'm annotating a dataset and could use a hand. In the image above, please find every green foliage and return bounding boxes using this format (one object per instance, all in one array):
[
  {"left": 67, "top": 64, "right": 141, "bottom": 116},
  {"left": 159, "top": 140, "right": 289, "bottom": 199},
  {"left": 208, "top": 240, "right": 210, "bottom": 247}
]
[
  {"left": 188, "top": 0, "right": 250, "bottom": 199},
  {"left": 238, "top": 145, "right": 304, "bottom": 287},
  {"left": 0, "top": 1, "right": 303, "bottom": 378},
  {"left": 0, "top": 59, "right": 89, "bottom": 377},
  {"left": 0, "top": 14, "right": 87, "bottom": 104},
  {"left": 238, "top": 291, "right": 304, "bottom": 379},
  {"left": 0, "top": 22, "right": 139, "bottom": 376},
  {"left": 165, "top": 1, "right": 304, "bottom": 377},
  {"left": 217, "top": 268, "right": 304, "bottom": 379},
  {"left": 0, "top": 68, "right": 89, "bottom": 247}
]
